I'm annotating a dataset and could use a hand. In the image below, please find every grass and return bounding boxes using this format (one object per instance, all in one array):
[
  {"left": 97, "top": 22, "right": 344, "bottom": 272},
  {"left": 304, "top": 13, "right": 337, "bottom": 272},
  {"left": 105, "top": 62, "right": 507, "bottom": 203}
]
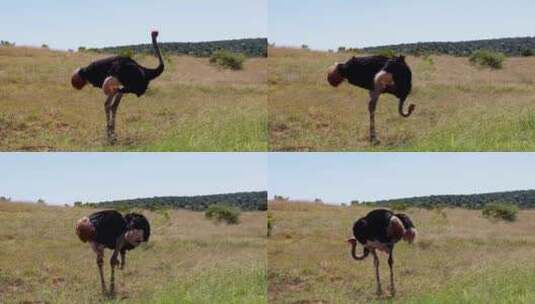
[
  {"left": 268, "top": 200, "right": 535, "bottom": 304},
  {"left": 0, "top": 201, "right": 267, "bottom": 303},
  {"left": 268, "top": 47, "right": 535, "bottom": 151},
  {"left": 0, "top": 47, "right": 267, "bottom": 151}
]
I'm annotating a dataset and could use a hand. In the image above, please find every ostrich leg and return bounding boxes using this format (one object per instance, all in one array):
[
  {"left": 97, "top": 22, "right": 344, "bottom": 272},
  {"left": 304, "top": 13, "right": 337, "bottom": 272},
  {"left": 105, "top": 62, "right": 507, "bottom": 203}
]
[
  {"left": 372, "top": 250, "right": 383, "bottom": 295},
  {"left": 368, "top": 90, "right": 380, "bottom": 145},
  {"left": 91, "top": 242, "right": 107, "bottom": 293},
  {"left": 120, "top": 250, "right": 126, "bottom": 270},
  {"left": 109, "top": 92, "right": 123, "bottom": 145},
  {"left": 110, "top": 251, "right": 120, "bottom": 295},
  {"left": 388, "top": 248, "right": 396, "bottom": 296},
  {"left": 104, "top": 94, "right": 115, "bottom": 144}
]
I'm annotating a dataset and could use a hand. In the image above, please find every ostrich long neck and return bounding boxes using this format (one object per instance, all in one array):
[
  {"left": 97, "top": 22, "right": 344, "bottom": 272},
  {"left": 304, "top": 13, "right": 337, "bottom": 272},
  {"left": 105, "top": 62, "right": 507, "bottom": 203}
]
[
  {"left": 350, "top": 241, "right": 368, "bottom": 260},
  {"left": 144, "top": 35, "right": 164, "bottom": 81}
]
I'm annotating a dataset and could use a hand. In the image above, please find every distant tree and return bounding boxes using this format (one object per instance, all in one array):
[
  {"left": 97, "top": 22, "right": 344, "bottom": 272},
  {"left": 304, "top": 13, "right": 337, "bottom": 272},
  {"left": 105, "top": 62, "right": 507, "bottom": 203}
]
[
  {"left": 341, "top": 203, "right": 347, "bottom": 207},
  {"left": 118, "top": 48, "right": 134, "bottom": 58},
  {"left": 78, "top": 46, "right": 87, "bottom": 52},
  {"left": 351, "top": 200, "right": 360, "bottom": 206},
  {"left": 73, "top": 201, "right": 83, "bottom": 207},
  {"left": 37, "top": 199, "right": 46, "bottom": 205},
  {"left": 338, "top": 46, "right": 346, "bottom": 53},
  {"left": 41, "top": 44, "right": 49, "bottom": 49},
  {"left": 301, "top": 44, "right": 310, "bottom": 50},
  {"left": 314, "top": 198, "right": 323, "bottom": 203}
]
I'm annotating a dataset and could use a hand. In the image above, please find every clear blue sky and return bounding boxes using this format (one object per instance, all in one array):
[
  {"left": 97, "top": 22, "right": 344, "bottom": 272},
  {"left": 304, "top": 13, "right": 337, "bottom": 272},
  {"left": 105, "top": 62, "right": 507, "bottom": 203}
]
[
  {"left": 270, "top": 0, "right": 535, "bottom": 50},
  {"left": 268, "top": 153, "right": 535, "bottom": 204},
  {"left": 0, "top": 0, "right": 267, "bottom": 50},
  {"left": 1, "top": 153, "right": 267, "bottom": 205}
]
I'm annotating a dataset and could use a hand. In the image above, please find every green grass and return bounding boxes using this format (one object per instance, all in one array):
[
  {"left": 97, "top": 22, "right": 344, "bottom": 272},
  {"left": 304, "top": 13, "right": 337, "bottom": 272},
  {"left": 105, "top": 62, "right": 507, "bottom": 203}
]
[
  {"left": 269, "top": 47, "right": 535, "bottom": 151},
  {"left": 0, "top": 201, "right": 267, "bottom": 303},
  {"left": 0, "top": 47, "right": 267, "bottom": 151},
  {"left": 268, "top": 201, "right": 535, "bottom": 303},
  {"left": 404, "top": 266, "right": 535, "bottom": 304}
]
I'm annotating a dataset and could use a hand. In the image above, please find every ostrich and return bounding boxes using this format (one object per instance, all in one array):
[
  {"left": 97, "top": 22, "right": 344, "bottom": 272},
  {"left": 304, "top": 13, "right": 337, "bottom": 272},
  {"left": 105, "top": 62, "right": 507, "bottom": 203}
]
[
  {"left": 327, "top": 55, "right": 414, "bottom": 144},
  {"left": 75, "top": 210, "right": 151, "bottom": 295},
  {"left": 71, "top": 30, "right": 165, "bottom": 144},
  {"left": 346, "top": 209, "right": 416, "bottom": 296}
]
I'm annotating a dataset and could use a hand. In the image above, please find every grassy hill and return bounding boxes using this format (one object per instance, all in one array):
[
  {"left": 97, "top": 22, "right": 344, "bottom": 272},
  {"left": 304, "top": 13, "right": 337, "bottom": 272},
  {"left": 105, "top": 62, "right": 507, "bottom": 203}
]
[
  {"left": 0, "top": 46, "right": 267, "bottom": 151},
  {"left": 268, "top": 200, "right": 535, "bottom": 303},
  {"left": 269, "top": 47, "right": 535, "bottom": 151},
  {"left": 361, "top": 36, "right": 535, "bottom": 57},
  {"left": 98, "top": 38, "right": 267, "bottom": 58},
  {"left": 85, "top": 191, "right": 268, "bottom": 211},
  {"left": 0, "top": 201, "right": 266, "bottom": 303},
  {"left": 372, "top": 189, "right": 535, "bottom": 209}
]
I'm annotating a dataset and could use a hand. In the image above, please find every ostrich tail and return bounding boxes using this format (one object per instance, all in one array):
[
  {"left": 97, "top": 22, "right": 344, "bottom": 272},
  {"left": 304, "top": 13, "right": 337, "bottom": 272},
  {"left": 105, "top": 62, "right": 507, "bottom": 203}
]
[{"left": 398, "top": 97, "right": 415, "bottom": 118}]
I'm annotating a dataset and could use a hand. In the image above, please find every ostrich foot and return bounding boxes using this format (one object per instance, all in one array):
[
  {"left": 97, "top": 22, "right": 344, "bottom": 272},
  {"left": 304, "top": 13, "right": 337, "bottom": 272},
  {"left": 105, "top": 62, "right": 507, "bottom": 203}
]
[{"left": 107, "top": 132, "right": 117, "bottom": 145}]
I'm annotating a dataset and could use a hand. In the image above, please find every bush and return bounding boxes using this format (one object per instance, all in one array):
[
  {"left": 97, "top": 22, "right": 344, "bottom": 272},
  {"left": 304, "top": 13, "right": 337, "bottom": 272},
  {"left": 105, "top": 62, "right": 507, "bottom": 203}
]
[
  {"left": 205, "top": 204, "right": 241, "bottom": 225},
  {"left": 118, "top": 48, "right": 134, "bottom": 58},
  {"left": 469, "top": 50, "right": 505, "bottom": 69},
  {"left": 521, "top": 49, "right": 534, "bottom": 57},
  {"left": 390, "top": 202, "right": 409, "bottom": 211},
  {"left": 374, "top": 48, "right": 397, "bottom": 58},
  {"left": 209, "top": 50, "right": 245, "bottom": 70},
  {"left": 482, "top": 202, "right": 518, "bottom": 222}
]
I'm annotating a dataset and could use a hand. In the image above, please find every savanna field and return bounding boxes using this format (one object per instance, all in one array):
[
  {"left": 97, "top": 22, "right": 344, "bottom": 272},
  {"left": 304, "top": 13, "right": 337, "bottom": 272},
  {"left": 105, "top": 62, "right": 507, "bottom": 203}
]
[
  {"left": 0, "top": 47, "right": 267, "bottom": 151},
  {"left": 268, "top": 201, "right": 535, "bottom": 304},
  {"left": 269, "top": 47, "right": 535, "bottom": 151},
  {"left": 0, "top": 201, "right": 267, "bottom": 303}
]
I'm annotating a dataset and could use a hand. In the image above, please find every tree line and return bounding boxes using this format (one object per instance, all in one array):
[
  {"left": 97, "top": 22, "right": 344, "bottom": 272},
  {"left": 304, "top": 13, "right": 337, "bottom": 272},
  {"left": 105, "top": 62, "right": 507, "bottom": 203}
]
[
  {"left": 90, "top": 38, "right": 267, "bottom": 58},
  {"left": 76, "top": 191, "right": 267, "bottom": 211},
  {"left": 369, "top": 189, "right": 535, "bottom": 209},
  {"left": 357, "top": 36, "right": 535, "bottom": 57}
]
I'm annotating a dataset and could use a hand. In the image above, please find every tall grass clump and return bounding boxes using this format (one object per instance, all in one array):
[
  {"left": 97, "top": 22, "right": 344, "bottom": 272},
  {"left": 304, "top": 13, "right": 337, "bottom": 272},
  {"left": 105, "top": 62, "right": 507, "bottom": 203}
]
[
  {"left": 469, "top": 50, "right": 505, "bottom": 69},
  {"left": 209, "top": 50, "right": 245, "bottom": 70},
  {"left": 205, "top": 204, "right": 241, "bottom": 224},
  {"left": 482, "top": 202, "right": 518, "bottom": 222}
]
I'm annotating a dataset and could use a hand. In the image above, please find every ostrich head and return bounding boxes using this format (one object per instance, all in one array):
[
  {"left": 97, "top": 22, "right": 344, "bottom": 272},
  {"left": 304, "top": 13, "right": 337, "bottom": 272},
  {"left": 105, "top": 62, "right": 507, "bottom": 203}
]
[
  {"left": 395, "top": 213, "right": 416, "bottom": 244},
  {"left": 75, "top": 216, "right": 96, "bottom": 242},
  {"left": 124, "top": 213, "right": 151, "bottom": 247},
  {"left": 327, "top": 62, "right": 345, "bottom": 87},
  {"left": 71, "top": 68, "right": 87, "bottom": 90}
]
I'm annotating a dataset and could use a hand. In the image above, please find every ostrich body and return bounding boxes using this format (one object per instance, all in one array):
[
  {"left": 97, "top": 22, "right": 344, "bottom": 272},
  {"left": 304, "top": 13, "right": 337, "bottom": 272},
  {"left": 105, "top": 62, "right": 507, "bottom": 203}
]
[
  {"left": 327, "top": 55, "right": 414, "bottom": 144},
  {"left": 347, "top": 209, "right": 416, "bottom": 296},
  {"left": 71, "top": 30, "right": 164, "bottom": 144},
  {"left": 75, "top": 210, "right": 151, "bottom": 295}
]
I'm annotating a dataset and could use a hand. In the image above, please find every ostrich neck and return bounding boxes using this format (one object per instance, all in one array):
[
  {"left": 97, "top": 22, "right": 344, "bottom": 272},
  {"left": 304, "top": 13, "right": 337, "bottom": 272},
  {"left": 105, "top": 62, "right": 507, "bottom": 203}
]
[
  {"left": 350, "top": 241, "right": 368, "bottom": 260},
  {"left": 144, "top": 36, "right": 164, "bottom": 81}
]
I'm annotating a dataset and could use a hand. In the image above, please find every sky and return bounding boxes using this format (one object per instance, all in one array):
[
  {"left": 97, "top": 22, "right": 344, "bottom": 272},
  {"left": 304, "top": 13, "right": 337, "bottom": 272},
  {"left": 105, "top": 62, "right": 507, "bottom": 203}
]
[
  {"left": 270, "top": 0, "right": 535, "bottom": 50},
  {"left": 0, "top": 153, "right": 267, "bottom": 205},
  {"left": 0, "top": 0, "right": 267, "bottom": 50},
  {"left": 268, "top": 153, "right": 535, "bottom": 204}
]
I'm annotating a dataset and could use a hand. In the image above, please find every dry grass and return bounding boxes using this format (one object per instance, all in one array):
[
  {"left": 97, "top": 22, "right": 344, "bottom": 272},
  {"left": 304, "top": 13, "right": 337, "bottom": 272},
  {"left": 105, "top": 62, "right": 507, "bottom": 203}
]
[
  {"left": 0, "top": 47, "right": 267, "bottom": 151},
  {"left": 268, "top": 200, "right": 535, "bottom": 303},
  {"left": 269, "top": 47, "right": 535, "bottom": 151},
  {"left": 0, "top": 201, "right": 266, "bottom": 303}
]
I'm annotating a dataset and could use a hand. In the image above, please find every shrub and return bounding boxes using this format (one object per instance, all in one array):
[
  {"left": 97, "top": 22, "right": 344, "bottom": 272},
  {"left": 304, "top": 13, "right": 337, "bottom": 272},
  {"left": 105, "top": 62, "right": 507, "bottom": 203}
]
[
  {"left": 521, "top": 49, "right": 534, "bottom": 57},
  {"left": 118, "top": 48, "right": 134, "bottom": 58},
  {"left": 374, "top": 48, "right": 396, "bottom": 58},
  {"left": 390, "top": 202, "right": 409, "bottom": 211},
  {"left": 469, "top": 50, "right": 505, "bottom": 69},
  {"left": 482, "top": 202, "right": 518, "bottom": 222},
  {"left": 205, "top": 204, "right": 241, "bottom": 224},
  {"left": 209, "top": 50, "right": 245, "bottom": 70}
]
